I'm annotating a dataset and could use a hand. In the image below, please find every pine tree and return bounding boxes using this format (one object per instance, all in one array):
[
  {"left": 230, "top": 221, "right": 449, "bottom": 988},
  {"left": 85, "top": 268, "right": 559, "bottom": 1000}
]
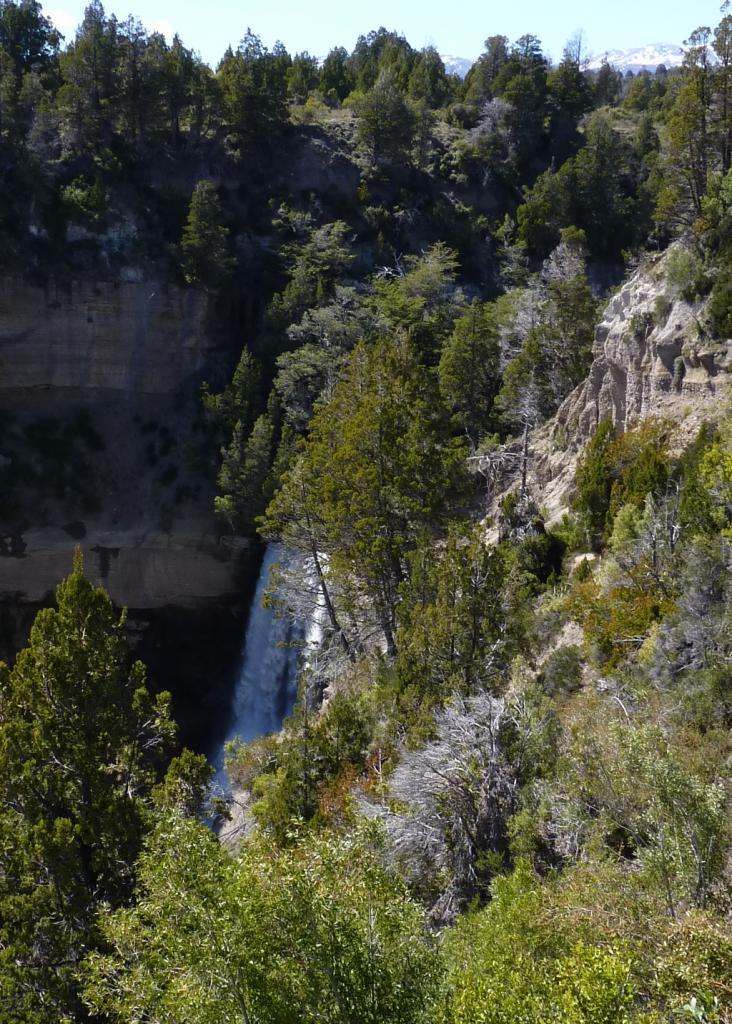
[
  {"left": 262, "top": 337, "right": 467, "bottom": 656},
  {"left": 215, "top": 413, "right": 275, "bottom": 533},
  {"left": 438, "top": 300, "right": 501, "bottom": 448},
  {"left": 356, "top": 67, "right": 416, "bottom": 165},
  {"left": 0, "top": 552, "right": 177, "bottom": 1022},
  {"left": 180, "top": 179, "right": 234, "bottom": 287}
]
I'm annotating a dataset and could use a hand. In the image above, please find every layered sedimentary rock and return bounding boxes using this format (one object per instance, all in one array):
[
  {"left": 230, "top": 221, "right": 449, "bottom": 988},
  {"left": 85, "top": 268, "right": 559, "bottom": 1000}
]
[
  {"left": 0, "top": 274, "right": 255, "bottom": 745},
  {"left": 0, "top": 276, "right": 209, "bottom": 393},
  {"left": 0, "top": 275, "right": 249, "bottom": 611}
]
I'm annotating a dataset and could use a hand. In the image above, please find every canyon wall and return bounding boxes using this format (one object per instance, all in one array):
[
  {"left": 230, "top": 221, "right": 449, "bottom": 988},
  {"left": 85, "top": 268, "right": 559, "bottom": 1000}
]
[
  {"left": 0, "top": 275, "right": 254, "bottom": 745},
  {"left": 0, "top": 275, "right": 250, "bottom": 610}
]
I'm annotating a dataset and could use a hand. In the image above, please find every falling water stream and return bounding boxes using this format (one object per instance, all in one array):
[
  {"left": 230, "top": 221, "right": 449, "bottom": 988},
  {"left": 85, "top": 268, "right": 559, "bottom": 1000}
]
[{"left": 210, "top": 543, "right": 306, "bottom": 791}]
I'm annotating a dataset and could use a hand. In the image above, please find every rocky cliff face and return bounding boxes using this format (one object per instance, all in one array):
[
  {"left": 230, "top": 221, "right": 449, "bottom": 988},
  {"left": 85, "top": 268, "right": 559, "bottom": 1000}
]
[
  {"left": 0, "top": 276, "right": 209, "bottom": 394},
  {"left": 491, "top": 245, "right": 732, "bottom": 520},
  {"left": 0, "top": 275, "right": 251, "bottom": 611},
  {"left": 556, "top": 248, "right": 731, "bottom": 443},
  {"left": 0, "top": 274, "right": 254, "bottom": 745}
]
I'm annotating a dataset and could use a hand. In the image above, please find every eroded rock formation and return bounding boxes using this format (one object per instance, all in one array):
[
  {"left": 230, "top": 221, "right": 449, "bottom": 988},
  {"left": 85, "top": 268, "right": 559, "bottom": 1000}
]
[{"left": 489, "top": 245, "right": 732, "bottom": 521}]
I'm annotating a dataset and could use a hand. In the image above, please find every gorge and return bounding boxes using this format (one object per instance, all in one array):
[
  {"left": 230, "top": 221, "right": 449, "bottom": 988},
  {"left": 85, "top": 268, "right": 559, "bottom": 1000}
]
[{"left": 2, "top": 6, "right": 732, "bottom": 1018}]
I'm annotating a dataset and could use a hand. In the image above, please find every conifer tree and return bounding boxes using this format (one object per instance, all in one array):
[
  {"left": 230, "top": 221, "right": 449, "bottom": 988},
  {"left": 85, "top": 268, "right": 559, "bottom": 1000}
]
[
  {"left": 180, "top": 179, "right": 234, "bottom": 287},
  {"left": 262, "top": 336, "right": 467, "bottom": 656},
  {"left": 0, "top": 553, "right": 178, "bottom": 1022}
]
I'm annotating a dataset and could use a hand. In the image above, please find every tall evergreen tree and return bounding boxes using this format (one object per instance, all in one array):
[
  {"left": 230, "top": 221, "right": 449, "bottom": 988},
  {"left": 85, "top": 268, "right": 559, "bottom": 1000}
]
[
  {"left": 0, "top": 554, "right": 177, "bottom": 1022},
  {"left": 262, "top": 336, "right": 467, "bottom": 655},
  {"left": 180, "top": 179, "right": 234, "bottom": 287}
]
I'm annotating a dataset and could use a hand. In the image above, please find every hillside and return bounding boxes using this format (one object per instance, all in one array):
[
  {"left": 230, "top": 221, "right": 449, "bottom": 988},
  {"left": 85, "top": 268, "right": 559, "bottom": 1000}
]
[
  {"left": 482, "top": 243, "right": 732, "bottom": 522},
  {"left": 1, "top": 6, "right": 732, "bottom": 1024}
]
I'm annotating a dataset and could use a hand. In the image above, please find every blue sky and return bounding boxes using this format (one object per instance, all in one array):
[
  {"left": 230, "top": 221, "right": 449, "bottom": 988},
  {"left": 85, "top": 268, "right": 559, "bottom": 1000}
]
[{"left": 43, "top": 0, "right": 723, "bottom": 67}]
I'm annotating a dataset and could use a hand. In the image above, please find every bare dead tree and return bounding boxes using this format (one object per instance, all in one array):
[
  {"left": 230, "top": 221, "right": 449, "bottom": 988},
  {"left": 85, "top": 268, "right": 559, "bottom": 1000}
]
[{"left": 364, "top": 692, "right": 515, "bottom": 923}]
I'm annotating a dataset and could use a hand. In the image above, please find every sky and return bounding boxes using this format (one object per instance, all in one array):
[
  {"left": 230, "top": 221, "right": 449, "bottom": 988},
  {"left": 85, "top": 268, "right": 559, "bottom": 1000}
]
[{"left": 43, "top": 0, "right": 724, "bottom": 67}]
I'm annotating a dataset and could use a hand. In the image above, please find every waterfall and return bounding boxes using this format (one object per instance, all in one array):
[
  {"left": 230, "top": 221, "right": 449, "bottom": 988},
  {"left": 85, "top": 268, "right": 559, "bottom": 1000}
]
[{"left": 210, "top": 543, "right": 305, "bottom": 791}]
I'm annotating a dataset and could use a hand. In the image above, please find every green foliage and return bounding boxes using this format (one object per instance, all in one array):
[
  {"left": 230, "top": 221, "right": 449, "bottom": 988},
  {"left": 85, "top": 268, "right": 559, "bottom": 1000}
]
[
  {"left": 286, "top": 50, "right": 319, "bottom": 103},
  {"left": 217, "top": 30, "right": 289, "bottom": 144},
  {"left": 538, "top": 643, "right": 583, "bottom": 697},
  {"left": 573, "top": 418, "right": 671, "bottom": 548},
  {"left": 664, "top": 245, "right": 710, "bottom": 302},
  {"left": 180, "top": 179, "right": 234, "bottom": 287},
  {"left": 438, "top": 300, "right": 501, "bottom": 447},
  {"left": 695, "top": 414, "right": 732, "bottom": 534},
  {"left": 348, "top": 27, "right": 415, "bottom": 94},
  {"left": 496, "top": 250, "right": 597, "bottom": 434},
  {"left": 266, "top": 219, "right": 355, "bottom": 337},
  {"left": 593, "top": 61, "right": 622, "bottom": 108},
  {"left": 443, "top": 863, "right": 638, "bottom": 1024},
  {"left": 371, "top": 243, "right": 463, "bottom": 363},
  {"left": 3, "top": 11, "right": 732, "bottom": 1024},
  {"left": 553, "top": 710, "right": 728, "bottom": 916},
  {"left": 0, "top": 553, "right": 177, "bottom": 1022},
  {"left": 82, "top": 815, "right": 441, "bottom": 1024},
  {"left": 0, "top": 408, "right": 106, "bottom": 518},
  {"left": 517, "top": 112, "right": 645, "bottom": 260},
  {"left": 607, "top": 420, "right": 671, "bottom": 519},
  {"left": 498, "top": 508, "right": 567, "bottom": 593},
  {"left": 708, "top": 271, "right": 732, "bottom": 337},
  {"left": 215, "top": 412, "right": 276, "bottom": 533},
  {"left": 655, "top": 58, "right": 712, "bottom": 226},
  {"left": 203, "top": 346, "right": 262, "bottom": 432},
  {"left": 674, "top": 423, "right": 720, "bottom": 536},
  {"left": 407, "top": 47, "right": 448, "bottom": 108},
  {"left": 229, "top": 687, "right": 374, "bottom": 840},
  {"left": 61, "top": 174, "right": 107, "bottom": 223},
  {"left": 261, "top": 335, "right": 467, "bottom": 655},
  {"left": 395, "top": 524, "right": 510, "bottom": 713},
  {"left": 319, "top": 45, "right": 354, "bottom": 100},
  {"left": 0, "top": 0, "right": 59, "bottom": 81},
  {"left": 653, "top": 913, "right": 732, "bottom": 1019},
  {"left": 355, "top": 68, "right": 416, "bottom": 165}
]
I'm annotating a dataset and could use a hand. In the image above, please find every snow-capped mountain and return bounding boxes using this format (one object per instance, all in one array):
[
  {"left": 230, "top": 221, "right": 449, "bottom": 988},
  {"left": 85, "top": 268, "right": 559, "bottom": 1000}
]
[
  {"left": 439, "top": 44, "right": 686, "bottom": 79},
  {"left": 440, "top": 55, "right": 475, "bottom": 78},
  {"left": 586, "top": 44, "right": 685, "bottom": 73}
]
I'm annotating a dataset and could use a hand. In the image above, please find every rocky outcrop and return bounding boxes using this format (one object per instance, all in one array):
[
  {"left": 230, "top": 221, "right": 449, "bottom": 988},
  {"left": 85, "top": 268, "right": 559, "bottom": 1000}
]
[
  {"left": 554, "top": 248, "right": 732, "bottom": 445},
  {"left": 0, "top": 273, "right": 256, "bottom": 747},
  {"left": 488, "top": 245, "right": 732, "bottom": 522},
  {"left": 0, "top": 275, "right": 249, "bottom": 612},
  {"left": 0, "top": 276, "right": 211, "bottom": 394},
  {"left": 0, "top": 527, "right": 249, "bottom": 609}
]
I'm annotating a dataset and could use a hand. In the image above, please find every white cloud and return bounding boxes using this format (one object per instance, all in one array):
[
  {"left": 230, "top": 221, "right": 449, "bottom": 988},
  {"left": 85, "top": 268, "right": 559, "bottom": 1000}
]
[
  {"left": 44, "top": 7, "right": 79, "bottom": 34},
  {"left": 149, "top": 18, "right": 173, "bottom": 40}
]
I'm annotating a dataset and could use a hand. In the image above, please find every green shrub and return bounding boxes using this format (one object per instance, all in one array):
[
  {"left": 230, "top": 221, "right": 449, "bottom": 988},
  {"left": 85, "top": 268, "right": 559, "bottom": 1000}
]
[
  {"left": 61, "top": 176, "right": 107, "bottom": 224},
  {"left": 708, "top": 272, "right": 732, "bottom": 339},
  {"left": 665, "top": 247, "right": 710, "bottom": 303},
  {"left": 573, "top": 418, "right": 671, "bottom": 549},
  {"left": 443, "top": 863, "right": 639, "bottom": 1024},
  {"left": 573, "top": 418, "right": 616, "bottom": 549},
  {"left": 539, "top": 644, "right": 583, "bottom": 697}
]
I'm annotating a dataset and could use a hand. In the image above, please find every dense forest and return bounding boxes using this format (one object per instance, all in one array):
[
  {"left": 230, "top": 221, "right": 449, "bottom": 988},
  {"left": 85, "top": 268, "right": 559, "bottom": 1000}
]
[{"left": 2, "top": 1, "right": 732, "bottom": 1021}]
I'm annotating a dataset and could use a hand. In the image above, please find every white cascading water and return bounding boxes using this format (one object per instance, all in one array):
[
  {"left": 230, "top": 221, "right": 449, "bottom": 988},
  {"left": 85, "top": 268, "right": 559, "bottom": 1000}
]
[{"left": 210, "top": 543, "right": 305, "bottom": 791}]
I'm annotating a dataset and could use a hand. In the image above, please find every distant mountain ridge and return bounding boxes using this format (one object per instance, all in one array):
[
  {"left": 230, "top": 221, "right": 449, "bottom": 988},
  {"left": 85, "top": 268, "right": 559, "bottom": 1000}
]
[
  {"left": 439, "top": 43, "right": 686, "bottom": 79},
  {"left": 440, "top": 55, "right": 475, "bottom": 78},
  {"left": 585, "top": 43, "right": 685, "bottom": 73}
]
